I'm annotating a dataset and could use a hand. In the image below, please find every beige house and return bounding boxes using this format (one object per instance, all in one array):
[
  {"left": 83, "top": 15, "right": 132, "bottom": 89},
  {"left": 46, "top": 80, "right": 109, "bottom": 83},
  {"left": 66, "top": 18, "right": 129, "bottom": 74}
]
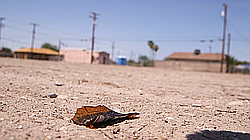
[
  {"left": 14, "top": 47, "right": 63, "bottom": 61},
  {"left": 59, "top": 48, "right": 109, "bottom": 64},
  {"left": 155, "top": 50, "right": 226, "bottom": 72}
]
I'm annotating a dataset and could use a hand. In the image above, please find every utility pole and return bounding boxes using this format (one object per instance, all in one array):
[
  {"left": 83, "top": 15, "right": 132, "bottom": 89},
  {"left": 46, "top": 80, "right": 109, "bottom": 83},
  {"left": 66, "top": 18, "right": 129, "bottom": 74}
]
[
  {"left": 30, "top": 23, "right": 38, "bottom": 59},
  {"left": 111, "top": 42, "right": 115, "bottom": 63},
  {"left": 58, "top": 39, "right": 67, "bottom": 51},
  {"left": 209, "top": 46, "right": 212, "bottom": 53},
  {"left": 0, "top": 17, "right": 5, "bottom": 48},
  {"left": 90, "top": 12, "right": 99, "bottom": 64},
  {"left": 130, "top": 51, "right": 133, "bottom": 61},
  {"left": 58, "top": 39, "right": 61, "bottom": 52},
  {"left": 220, "top": 3, "right": 227, "bottom": 73},
  {"left": 226, "top": 33, "right": 231, "bottom": 73},
  {"left": 58, "top": 39, "right": 62, "bottom": 61},
  {"left": 58, "top": 39, "right": 66, "bottom": 51}
]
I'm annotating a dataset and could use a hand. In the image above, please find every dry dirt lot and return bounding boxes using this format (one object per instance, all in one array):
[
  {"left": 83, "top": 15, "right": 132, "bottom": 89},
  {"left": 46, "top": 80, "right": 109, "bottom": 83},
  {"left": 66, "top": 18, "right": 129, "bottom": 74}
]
[{"left": 0, "top": 57, "right": 250, "bottom": 140}]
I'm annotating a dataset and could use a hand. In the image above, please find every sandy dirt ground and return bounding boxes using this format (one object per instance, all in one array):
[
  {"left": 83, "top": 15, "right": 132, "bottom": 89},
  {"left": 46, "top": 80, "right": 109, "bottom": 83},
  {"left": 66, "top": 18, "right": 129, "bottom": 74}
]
[{"left": 0, "top": 57, "right": 250, "bottom": 140}]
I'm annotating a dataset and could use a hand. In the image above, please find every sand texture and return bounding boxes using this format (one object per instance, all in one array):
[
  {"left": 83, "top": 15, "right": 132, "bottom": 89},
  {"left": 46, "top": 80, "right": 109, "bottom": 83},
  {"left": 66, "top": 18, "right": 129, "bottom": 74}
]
[{"left": 0, "top": 58, "right": 250, "bottom": 140}]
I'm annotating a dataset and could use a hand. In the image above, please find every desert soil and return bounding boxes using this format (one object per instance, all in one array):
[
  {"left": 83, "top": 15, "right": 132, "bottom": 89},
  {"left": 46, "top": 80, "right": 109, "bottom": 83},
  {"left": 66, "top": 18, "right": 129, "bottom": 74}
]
[{"left": 0, "top": 57, "right": 250, "bottom": 140}]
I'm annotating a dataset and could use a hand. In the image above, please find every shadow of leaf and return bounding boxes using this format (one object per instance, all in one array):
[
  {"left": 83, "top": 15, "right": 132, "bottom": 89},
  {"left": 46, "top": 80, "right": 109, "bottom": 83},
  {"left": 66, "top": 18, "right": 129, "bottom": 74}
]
[
  {"left": 186, "top": 130, "right": 250, "bottom": 140},
  {"left": 78, "top": 117, "right": 137, "bottom": 129}
]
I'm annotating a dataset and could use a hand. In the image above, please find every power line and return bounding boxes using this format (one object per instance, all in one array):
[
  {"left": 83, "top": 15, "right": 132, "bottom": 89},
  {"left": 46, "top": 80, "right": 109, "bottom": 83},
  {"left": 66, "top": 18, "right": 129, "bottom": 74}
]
[
  {"left": 39, "top": 26, "right": 90, "bottom": 35},
  {"left": 5, "top": 18, "right": 90, "bottom": 43},
  {"left": 232, "top": 39, "right": 250, "bottom": 42},
  {"left": 5, "top": 24, "right": 90, "bottom": 43},
  {"left": 7, "top": 18, "right": 90, "bottom": 35},
  {"left": 2, "top": 37, "right": 30, "bottom": 45},
  {"left": 6, "top": 25, "right": 88, "bottom": 41},
  {"left": 229, "top": 21, "right": 250, "bottom": 43},
  {"left": 6, "top": 18, "right": 29, "bottom": 25},
  {"left": 5, "top": 25, "right": 31, "bottom": 33},
  {"left": 96, "top": 36, "right": 222, "bottom": 43}
]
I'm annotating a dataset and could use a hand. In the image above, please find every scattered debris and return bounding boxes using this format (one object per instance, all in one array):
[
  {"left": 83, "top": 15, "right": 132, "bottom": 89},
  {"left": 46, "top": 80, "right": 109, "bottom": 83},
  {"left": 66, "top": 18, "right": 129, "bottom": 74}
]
[
  {"left": 17, "top": 125, "right": 23, "bottom": 129},
  {"left": 166, "top": 117, "right": 174, "bottom": 120},
  {"left": 101, "top": 82, "right": 121, "bottom": 88},
  {"left": 113, "top": 128, "right": 120, "bottom": 134},
  {"left": 156, "top": 111, "right": 162, "bottom": 114},
  {"left": 20, "top": 96, "right": 26, "bottom": 100},
  {"left": 26, "top": 133, "right": 31, "bottom": 137},
  {"left": 138, "top": 124, "right": 147, "bottom": 131},
  {"left": 227, "top": 110, "right": 237, "bottom": 113},
  {"left": 49, "top": 94, "right": 57, "bottom": 98},
  {"left": 236, "top": 97, "right": 250, "bottom": 101},
  {"left": 100, "top": 130, "right": 113, "bottom": 139},
  {"left": 55, "top": 82, "right": 63, "bottom": 86},
  {"left": 72, "top": 105, "right": 139, "bottom": 127},
  {"left": 180, "top": 104, "right": 188, "bottom": 107},
  {"left": 192, "top": 104, "right": 202, "bottom": 107}
]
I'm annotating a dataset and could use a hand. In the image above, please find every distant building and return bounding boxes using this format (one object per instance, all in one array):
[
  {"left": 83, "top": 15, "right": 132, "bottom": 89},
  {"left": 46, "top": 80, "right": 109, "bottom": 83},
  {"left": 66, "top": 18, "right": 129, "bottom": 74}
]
[
  {"left": 0, "top": 48, "right": 13, "bottom": 57},
  {"left": 236, "top": 64, "right": 250, "bottom": 71},
  {"left": 235, "top": 64, "right": 250, "bottom": 74},
  {"left": 155, "top": 50, "right": 226, "bottom": 72},
  {"left": 59, "top": 48, "right": 109, "bottom": 64},
  {"left": 167, "top": 50, "right": 222, "bottom": 62},
  {"left": 14, "top": 47, "right": 63, "bottom": 61}
]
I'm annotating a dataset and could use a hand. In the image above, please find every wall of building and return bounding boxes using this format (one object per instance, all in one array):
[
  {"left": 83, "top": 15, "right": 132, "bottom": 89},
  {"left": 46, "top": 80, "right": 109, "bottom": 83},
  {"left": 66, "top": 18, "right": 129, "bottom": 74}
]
[
  {"left": 60, "top": 49, "right": 109, "bottom": 64},
  {"left": 155, "top": 60, "right": 227, "bottom": 73},
  {"left": 60, "top": 49, "right": 87, "bottom": 63},
  {"left": 14, "top": 52, "right": 62, "bottom": 61}
]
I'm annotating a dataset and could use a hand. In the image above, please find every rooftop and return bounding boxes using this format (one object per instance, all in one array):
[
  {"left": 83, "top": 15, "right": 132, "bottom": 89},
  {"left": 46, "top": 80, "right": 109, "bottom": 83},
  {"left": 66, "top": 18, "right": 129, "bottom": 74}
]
[
  {"left": 167, "top": 52, "right": 223, "bottom": 61},
  {"left": 15, "top": 48, "right": 59, "bottom": 55}
]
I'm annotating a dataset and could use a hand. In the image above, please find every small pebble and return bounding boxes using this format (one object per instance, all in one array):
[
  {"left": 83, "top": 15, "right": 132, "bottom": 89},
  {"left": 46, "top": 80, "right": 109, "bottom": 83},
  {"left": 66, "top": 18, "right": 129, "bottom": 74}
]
[
  {"left": 192, "top": 104, "right": 202, "bottom": 107},
  {"left": 55, "top": 82, "right": 63, "bottom": 86},
  {"left": 49, "top": 94, "right": 57, "bottom": 98},
  {"left": 17, "top": 125, "right": 23, "bottom": 129}
]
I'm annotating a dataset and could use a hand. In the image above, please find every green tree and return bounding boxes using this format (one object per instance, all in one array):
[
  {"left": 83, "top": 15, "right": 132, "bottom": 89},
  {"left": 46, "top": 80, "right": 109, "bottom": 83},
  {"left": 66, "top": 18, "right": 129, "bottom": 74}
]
[
  {"left": 148, "top": 41, "right": 159, "bottom": 54},
  {"left": 128, "top": 59, "right": 135, "bottom": 63},
  {"left": 1, "top": 47, "right": 12, "bottom": 53},
  {"left": 138, "top": 55, "right": 151, "bottom": 66},
  {"left": 41, "top": 43, "right": 58, "bottom": 52},
  {"left": 228, "top": 55, "right": 249, "bottom": 65},
  {"left": 163, "top": 57, "right": 169, "bottom": 61}
]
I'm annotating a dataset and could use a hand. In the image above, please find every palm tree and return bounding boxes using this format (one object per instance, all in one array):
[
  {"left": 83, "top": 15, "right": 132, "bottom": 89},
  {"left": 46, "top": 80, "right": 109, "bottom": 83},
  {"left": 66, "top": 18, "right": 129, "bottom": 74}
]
[{"left": 148, "top": 41, "right": 159, "bottom": 66}]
